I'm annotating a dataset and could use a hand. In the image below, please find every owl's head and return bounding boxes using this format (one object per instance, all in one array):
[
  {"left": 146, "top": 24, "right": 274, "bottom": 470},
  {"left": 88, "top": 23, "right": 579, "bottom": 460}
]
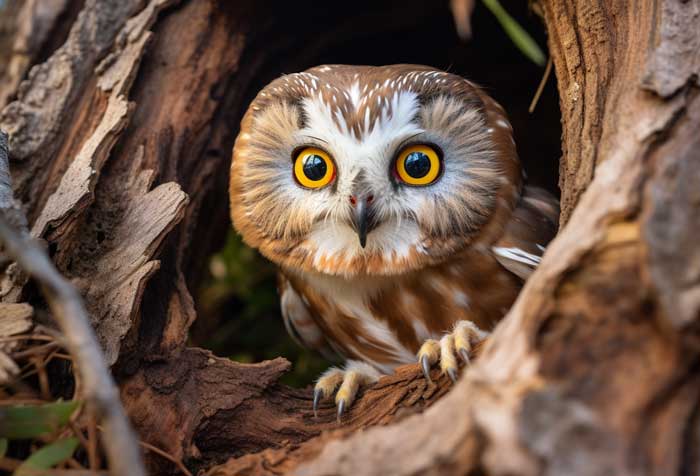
[{"left": 230, "top": 65, "right": 521, "bottom": 278}]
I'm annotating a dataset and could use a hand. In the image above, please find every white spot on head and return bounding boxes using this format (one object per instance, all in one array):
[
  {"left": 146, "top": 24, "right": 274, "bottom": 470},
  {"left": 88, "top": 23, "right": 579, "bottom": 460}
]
[{"left": 347, "top": 82, "right": 361, "bottom": 108}]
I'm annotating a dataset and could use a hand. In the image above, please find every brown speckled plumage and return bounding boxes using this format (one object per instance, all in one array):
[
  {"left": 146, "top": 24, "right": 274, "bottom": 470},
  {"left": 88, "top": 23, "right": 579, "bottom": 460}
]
[{"left": 230, "top": 64, "right": 558, "bottom": 374}]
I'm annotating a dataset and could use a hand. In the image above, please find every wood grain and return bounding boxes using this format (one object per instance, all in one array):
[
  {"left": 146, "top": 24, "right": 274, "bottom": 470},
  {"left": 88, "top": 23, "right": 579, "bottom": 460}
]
[{"left": 0, "top": 1, "right": 698, "bottom": 475}]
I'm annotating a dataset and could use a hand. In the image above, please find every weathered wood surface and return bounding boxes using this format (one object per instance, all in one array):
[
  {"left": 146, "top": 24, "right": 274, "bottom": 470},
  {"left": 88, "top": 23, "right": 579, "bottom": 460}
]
[
  {"left": 265, "top": 1, "right": 700, "bottom": 475},
  {"left": 0, "top": 0, "right": 698, "bottom": 475}
]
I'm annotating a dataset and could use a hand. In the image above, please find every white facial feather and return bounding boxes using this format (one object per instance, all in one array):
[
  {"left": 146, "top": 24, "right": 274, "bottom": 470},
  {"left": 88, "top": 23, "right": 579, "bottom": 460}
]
[
  {"left": 233, "top": 65, "right": 508, "bottom": 278},
  {"left": 297, "top": 89, "right": 427, "bottom": 266}
]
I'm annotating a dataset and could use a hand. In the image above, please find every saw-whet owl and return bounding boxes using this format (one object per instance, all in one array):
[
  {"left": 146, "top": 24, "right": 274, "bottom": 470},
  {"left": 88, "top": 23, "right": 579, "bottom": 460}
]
[{"left": 230, "top": 64, "right": 559, "bottom": 419}]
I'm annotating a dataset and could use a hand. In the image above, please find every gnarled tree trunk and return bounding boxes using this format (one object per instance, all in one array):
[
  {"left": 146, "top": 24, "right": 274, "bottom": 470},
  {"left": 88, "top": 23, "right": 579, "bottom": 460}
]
[{"left": 1, "top": 1, "right": 698, "bottom": 475}]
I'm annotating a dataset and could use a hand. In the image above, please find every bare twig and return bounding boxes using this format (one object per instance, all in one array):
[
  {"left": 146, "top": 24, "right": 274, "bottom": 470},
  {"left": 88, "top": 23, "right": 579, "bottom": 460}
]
[
  {"left": 529, "top": 55, "right": 553, "bottom": 113},
  {"left": 97, "top": 424, "right": 192, "bottom": 476},
  {"left": 450, "top": 0, "right": 477, "bottom": 39},
  {"left": 0, "top": 130, "right": 146, "bottom": 476},
  {"left": 87, "top": 410, "right": 99, "bottom": 471},
  {"left": 31, "top": 355, "right": 50, "bottom": 400},
  {"left": 11, "top": 341, "right": 60, "bottom": 359},
  {"left": 67, "top": 420, "right": 92, "bottom": 460},
  {"left": 0, "top": 334, "right": 56, "bottom": 343},
  {"left": 138, "top": 441, "right": 193, "bottom": 476},
  {"left": 67, "top": 457, "right": 87, "bottom": 470}
]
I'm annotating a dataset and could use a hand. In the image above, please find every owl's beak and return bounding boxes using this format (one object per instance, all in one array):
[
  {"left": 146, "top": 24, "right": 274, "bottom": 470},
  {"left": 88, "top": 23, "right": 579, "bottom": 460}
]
[{"left": 350, "top": 194, "right": 376, "bottom": 248}]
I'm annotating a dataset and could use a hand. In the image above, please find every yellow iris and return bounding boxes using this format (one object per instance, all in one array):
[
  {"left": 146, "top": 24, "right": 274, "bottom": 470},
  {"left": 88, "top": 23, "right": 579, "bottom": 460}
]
[
  {"left": 293, "top": 147, "right": 335, "bottom": 189},
  {"left": 395, "top": 144, "right": 441, "bottom": 186}
]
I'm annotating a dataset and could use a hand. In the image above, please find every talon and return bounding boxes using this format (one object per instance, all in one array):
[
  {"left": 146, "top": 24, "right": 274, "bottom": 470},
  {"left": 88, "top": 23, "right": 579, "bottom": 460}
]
[
  {"left": 313, "top": 362, "right": 379, "bottom": 423},
  {"left": 313, "top": 388, "right": 322, "bottom": 417},
  {"left": 420, "top": 354, "right": 432, "bottom": 383},
  {"left": 337, "top": 398, "right": 346, "bottom": 422},
  {"left": 447, "top": 367, "right": 458, "bottom": 383},
  {"left": 416, "top": 321, "right": 488, "bottom": 387},
  {"left": 439, "top": 334, "right": 458, "bottom": 380},
  {"left": 458, "top": 348, "right": 470, "bottom": 364},
  {"left": 417, "top": 339, "right": 439, "bottom": 383}
]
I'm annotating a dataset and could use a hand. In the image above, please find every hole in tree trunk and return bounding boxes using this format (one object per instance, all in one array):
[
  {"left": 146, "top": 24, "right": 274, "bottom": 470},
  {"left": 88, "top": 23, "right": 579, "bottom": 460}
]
[{"left": 187, "top": 1, "right": 561, "bottom": 388}]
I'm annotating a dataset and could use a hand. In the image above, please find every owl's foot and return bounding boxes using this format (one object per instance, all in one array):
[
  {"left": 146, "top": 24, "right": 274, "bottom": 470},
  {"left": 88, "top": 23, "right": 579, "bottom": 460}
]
[
  {"left": 313, "top": 360, "right": 381, "bottom": 421},
  {"left": 417, "top": 320, "right": 489, "bottom": 384}
]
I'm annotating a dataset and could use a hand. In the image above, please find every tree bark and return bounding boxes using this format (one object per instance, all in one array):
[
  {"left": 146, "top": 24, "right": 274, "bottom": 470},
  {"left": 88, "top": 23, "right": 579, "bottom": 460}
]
[{"left": 1, "top": 1, "right": 698, "bottom": 475}]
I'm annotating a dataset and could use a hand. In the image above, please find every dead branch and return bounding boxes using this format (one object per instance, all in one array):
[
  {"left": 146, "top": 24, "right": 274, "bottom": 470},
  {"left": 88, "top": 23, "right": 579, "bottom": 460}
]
[
  {"left": 450, "top": 0, "right": 476, "bottom": 39},
  {"left": 0, "top": 130, "right": 145, "bottom": 476}
]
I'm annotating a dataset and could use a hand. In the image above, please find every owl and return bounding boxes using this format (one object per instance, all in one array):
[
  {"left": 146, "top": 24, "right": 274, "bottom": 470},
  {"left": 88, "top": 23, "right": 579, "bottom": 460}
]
[{"left": 230, "top": 65, "right": 558, "bottom": 419}]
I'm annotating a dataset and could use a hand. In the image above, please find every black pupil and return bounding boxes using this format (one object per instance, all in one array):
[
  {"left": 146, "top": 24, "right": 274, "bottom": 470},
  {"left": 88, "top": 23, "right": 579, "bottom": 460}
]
[
  {"left": 404, "top": 151, "right": 431, "bottom": 178},
  {"left": 303, "top": 154, "right": 327, "bottom": 181}
]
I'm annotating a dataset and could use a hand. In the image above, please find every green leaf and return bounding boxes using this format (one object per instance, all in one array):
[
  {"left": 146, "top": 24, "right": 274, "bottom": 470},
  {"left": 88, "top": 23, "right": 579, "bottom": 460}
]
[
  {"left": 482, "top": 0, "right": 546, "bottom": 66},
  {"left": 0, "top": 401, "right": 79, "bottom": 439},
  {"left": 0, "top": 438, "right": 7, "bottom": 457},
  {"left": 13, "top": 438, "right": 79, "bottom": 476}
]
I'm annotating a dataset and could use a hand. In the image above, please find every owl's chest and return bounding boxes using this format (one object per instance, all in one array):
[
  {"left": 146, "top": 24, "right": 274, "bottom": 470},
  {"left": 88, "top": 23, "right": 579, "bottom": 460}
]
[{"left": 285, "top": 253, "right": 521, "bottom": 372}]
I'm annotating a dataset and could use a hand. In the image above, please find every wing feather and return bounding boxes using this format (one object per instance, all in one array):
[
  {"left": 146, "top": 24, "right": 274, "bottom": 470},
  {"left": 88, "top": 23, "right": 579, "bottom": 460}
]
[{"left": 492, "top": 186, "right": 559, "bottom": 280}]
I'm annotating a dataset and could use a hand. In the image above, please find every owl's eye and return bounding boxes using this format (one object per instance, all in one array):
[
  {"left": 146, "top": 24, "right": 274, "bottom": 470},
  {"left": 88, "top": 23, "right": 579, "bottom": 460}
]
[
  {"left": 293, "top": 147, "right": 336, "bottom": 189},
  {"left": 395, "top": 144, "right": 441, "bottom": 186}
]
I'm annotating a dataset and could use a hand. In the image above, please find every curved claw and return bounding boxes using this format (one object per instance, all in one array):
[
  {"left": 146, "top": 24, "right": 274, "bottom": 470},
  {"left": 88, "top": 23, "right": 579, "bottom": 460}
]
[
  {"left": 458, "top": 348, "right": 470, "bottom": 364},
  {"left": 313, "top": 388, "right": 322, "bottom": 417},
  {"left": 420, "top": 354, "right": 432, "bottom": 384},
  {"left": 447, "top": 367, "right": 458, "bottom": 383},
  {"left": 336, "top": 398, "right": 346, "bottom": 422}
]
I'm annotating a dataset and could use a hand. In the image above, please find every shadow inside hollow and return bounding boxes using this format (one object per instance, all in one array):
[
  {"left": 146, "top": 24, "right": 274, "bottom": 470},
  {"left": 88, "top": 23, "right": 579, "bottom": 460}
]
[{"left": 190, "top": 0, "right": 561, "bottom": 388}]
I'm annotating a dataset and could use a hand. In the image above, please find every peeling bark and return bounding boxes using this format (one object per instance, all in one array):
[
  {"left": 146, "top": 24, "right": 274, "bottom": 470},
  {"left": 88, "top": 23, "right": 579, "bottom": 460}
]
[
  {"left": 269, "top": 1, "right": 700, "bottom": 475},
  {"left": 0, "top": 0, "right": 78, "bottom": 109},
  {"left": 0, "top": 0, "right": 698, "bottom": 475}
]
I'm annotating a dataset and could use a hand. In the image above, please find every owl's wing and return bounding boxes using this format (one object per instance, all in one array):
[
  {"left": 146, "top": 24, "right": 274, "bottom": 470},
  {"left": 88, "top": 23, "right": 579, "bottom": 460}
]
[
  {"left": 278, "top": 273, "right": 341, "bottom": 362},
  {"left": 491, "top": 185, "right": 560, "bottom": 280}
]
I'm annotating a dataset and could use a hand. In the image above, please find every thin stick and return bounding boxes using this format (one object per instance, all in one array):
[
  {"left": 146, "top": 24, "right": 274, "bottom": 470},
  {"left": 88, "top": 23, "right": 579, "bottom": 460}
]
[
  {"left": 138, "top": 441, "right": 193, "bottom": 476},
  {"left": 0, "top": 334, "right": 56, "bottom": 343},
  {"left": 31, "top": 355, "right": 51, "bottom": 400},
  {"left": 450, "top": 0, "right": 476, "bottom": 39},
  {"left": 99, "top": 424, "right": 192, "bottom": 476},
  {"left": 66, "top": 457, "right": 86, "bottom": 470},
  {"left": 87, "top": 410, "right": 99, "bottom": 471},
  {"left": 12, "top": 341, "right": 60, "bottom": 359},
  {"left": 17, "top": 348, "right": 64, "bottom": 380},
  {"left": 0, "top": 130, "right": 146, "bottom": 476},
  {"left": 529, "top": 55, "right": 553, "bottom": 113},
  {"left": 68, "top": 421, "right": 92, "bottom": 459}
]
